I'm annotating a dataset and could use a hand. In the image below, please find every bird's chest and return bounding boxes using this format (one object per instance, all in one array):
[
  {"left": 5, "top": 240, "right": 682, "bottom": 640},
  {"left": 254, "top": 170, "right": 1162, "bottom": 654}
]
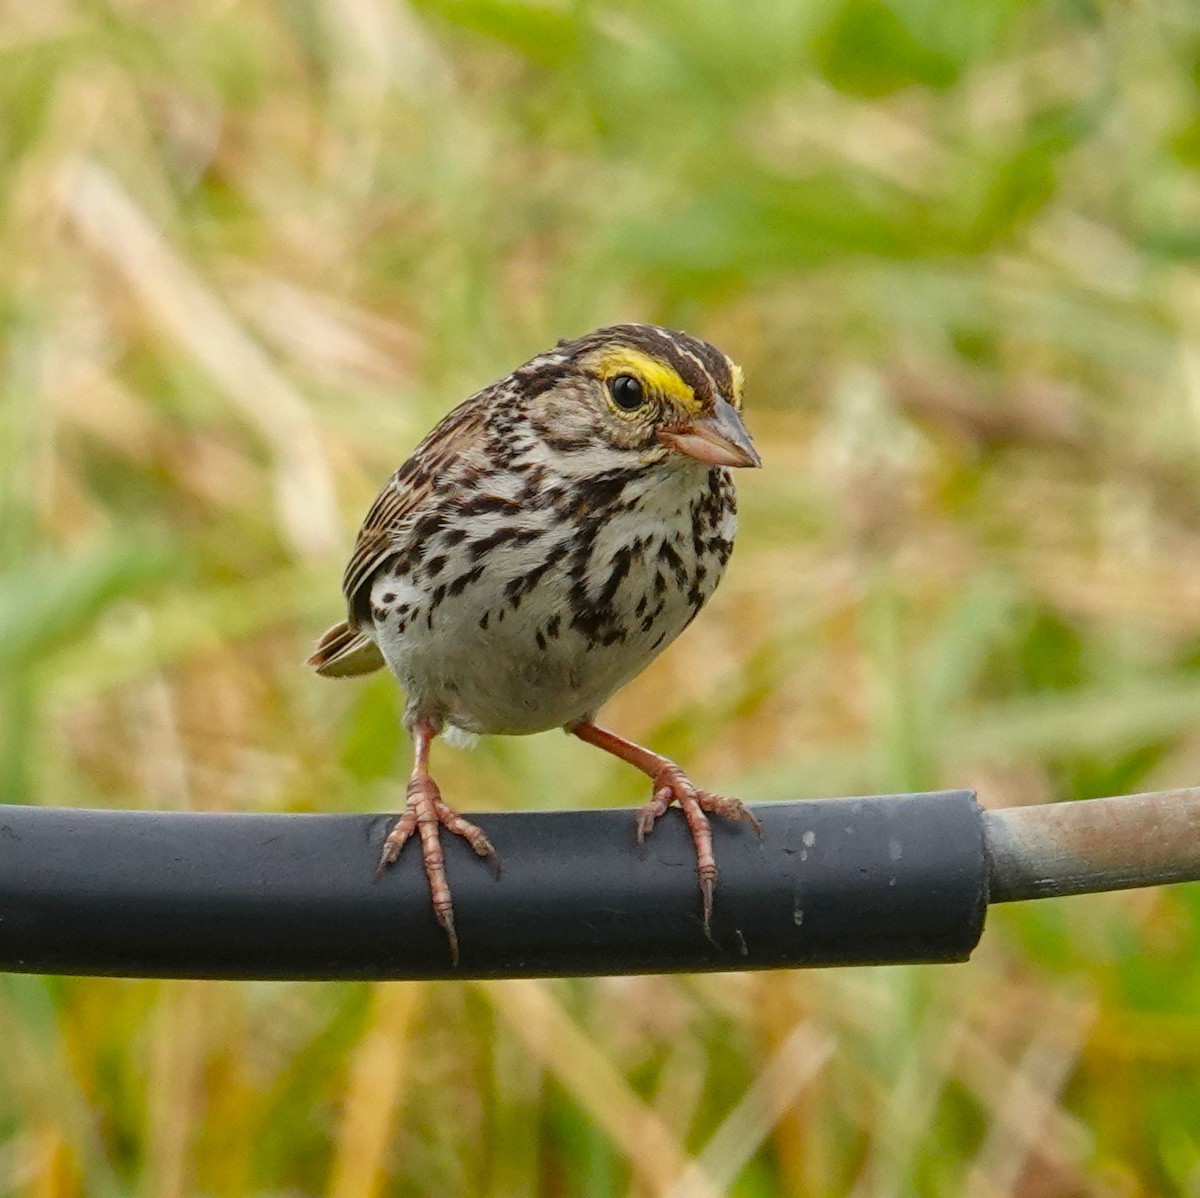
[{"left": 369, "top": 465, "right": 735, "bottom": 734}]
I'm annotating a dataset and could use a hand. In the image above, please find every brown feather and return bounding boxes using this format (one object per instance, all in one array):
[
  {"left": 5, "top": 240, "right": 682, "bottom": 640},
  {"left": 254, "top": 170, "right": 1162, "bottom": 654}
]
[
  {"left": 340, "top": 395, "right": 491, "bottom": 626},
  {"left": 307, "top": 621, "right": 386, "bottom": 677}
]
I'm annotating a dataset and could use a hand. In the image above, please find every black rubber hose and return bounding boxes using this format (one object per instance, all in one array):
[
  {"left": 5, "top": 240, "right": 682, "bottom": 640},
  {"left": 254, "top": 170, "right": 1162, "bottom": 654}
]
[{"left": 0, "top": 791, "right": 987, "bottom": 980}]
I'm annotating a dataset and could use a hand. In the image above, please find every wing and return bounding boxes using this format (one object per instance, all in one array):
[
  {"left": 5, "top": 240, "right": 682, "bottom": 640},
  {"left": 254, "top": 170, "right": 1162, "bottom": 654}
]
[{"left": 341, "top": 393, "right": 490, "bottom": 626}]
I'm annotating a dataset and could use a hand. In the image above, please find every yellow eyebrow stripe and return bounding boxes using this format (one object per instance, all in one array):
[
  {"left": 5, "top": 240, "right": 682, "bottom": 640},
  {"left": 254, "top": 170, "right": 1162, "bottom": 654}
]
[
  {"left": 586, "top": 347, "right": 699, "bottom": 411},
  {"left": 728, "top": 359, "right": 744, "bottom": 410}
]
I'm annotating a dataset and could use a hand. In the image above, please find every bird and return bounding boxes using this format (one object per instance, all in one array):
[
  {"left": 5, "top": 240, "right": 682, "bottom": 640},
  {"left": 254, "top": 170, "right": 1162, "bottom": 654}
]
[{"left": 308, "top": 323, "right": 762, "bottom": 961}]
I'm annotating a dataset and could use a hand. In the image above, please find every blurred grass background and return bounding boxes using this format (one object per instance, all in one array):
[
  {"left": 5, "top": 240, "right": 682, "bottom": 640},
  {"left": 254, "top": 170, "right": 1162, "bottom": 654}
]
[{"left": 3, "top": 0, "right": 1200, "bottom": 1193}]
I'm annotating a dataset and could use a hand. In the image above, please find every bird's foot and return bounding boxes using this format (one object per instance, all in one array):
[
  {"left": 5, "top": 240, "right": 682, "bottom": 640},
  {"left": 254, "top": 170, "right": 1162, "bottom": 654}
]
[
  {"left": 376, "top": 772, "right": 499, "bottom": 964},
  {"left": 635, "top": 763, "right": 761, "bottom": 930}
]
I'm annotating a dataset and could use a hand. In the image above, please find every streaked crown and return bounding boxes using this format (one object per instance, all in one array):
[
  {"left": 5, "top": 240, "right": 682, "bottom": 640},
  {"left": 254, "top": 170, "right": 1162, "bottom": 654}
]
[{"left": 564, "top": 324, "right": 744, "bottom": 412}]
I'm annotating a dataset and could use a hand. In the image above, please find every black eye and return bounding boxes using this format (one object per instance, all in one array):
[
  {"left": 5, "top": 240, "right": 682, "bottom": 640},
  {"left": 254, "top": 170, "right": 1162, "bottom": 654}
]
[{"left": 609, "top": 374, "right": 645, "bottom": 411}]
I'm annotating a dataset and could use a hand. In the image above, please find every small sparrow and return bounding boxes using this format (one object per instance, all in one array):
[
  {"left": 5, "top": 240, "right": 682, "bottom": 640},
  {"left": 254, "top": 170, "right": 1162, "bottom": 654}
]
[{"left": 310, "top": 324, "right": 762, "bottom": 960}]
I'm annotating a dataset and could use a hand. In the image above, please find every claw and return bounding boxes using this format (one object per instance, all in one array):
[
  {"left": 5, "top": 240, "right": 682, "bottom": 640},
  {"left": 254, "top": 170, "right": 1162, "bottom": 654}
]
[
  {"left": 375, "top": 809, "right": 417, "bottom": 878},
  {"left": 635, "top": 786, "right": 672, "bottom": 848},
  {"left": 699, "top": 867, "right": 716, "bottom": 931},
  {"left": 376, "top": 776, "right": 498, "bottom": 964},
  {"left": 732, "top": 800, "right": 762, "bottom": 838},
  {"left": 479, "top": 838, "right": 503, "bottom": 880},
  {"left": 642, "top": 775, "right": 750, "bottom": 931},
  {"left": 567, "top": 721, "right": 760, "bottom": 938},
  {"left": 436, "top": 905, "right": 459, "bottom": 967}
]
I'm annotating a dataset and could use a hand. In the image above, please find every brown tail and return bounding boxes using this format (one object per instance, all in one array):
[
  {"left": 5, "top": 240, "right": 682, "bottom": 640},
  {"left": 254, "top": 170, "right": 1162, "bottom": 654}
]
[{"left": 307, "top": 621, "right": 386, "bottom": 678}]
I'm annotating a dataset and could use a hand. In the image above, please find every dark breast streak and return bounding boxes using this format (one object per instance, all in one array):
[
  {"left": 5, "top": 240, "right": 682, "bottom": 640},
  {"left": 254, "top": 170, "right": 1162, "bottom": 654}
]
[
  {"left": 550, "top": 465, "right": 735, "bottom": 653},
  {"left": 371, "top": 453, "right": 734, "bottom": 663}
]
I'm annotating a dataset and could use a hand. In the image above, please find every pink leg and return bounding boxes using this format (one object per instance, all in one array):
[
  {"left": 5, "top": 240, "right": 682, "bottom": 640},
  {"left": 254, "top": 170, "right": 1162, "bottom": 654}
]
[
  {"left": 376, "top": 718, "right": 498, "bottom": 964},
  {"left": 568, "top": 720, "right": 759, "bottom": 929}
]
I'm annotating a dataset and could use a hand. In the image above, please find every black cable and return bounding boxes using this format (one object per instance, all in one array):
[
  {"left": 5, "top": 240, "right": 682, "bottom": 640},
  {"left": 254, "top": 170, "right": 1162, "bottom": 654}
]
[
  {"left": 0, "top": 791, "right": 987, "bottom": 979},
  {"left": 5, "top": 787, "right": 1197, "bottom": 980}
]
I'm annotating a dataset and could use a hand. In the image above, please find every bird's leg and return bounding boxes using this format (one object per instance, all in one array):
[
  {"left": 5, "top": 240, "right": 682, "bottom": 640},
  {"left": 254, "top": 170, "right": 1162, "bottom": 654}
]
[
  {"left": 376, "top": 717, "right": 498, "bottom": 964},
  {"left": 567, "top": 720, "right": 760, "bottom": 929}
]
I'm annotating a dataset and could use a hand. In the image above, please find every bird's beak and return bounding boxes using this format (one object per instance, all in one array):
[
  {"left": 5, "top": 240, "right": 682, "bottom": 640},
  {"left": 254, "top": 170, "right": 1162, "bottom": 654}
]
[{"left": 657, "top": 397, "right": 762, "bottom": 468}]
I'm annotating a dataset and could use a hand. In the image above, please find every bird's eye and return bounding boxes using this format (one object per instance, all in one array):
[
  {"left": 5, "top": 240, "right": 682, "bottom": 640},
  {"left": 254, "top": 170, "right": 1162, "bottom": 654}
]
[{"left": 609, "top": 374, "right": 645, "bottom": 411}]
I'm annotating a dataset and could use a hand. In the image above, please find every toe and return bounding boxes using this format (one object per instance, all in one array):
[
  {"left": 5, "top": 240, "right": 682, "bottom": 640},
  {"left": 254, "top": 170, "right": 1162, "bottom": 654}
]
[
  {"left": 699, "top": 791, "right": 761, "bottom": 834},
  {"left": 635, "top": 786, "right": 674, "bottom": 846},
  {"left": 375, "top": 810, "right": 417, "bottom": 877},
  {"left": 433, "top": 800, "right": 501, "bottom": 872}
]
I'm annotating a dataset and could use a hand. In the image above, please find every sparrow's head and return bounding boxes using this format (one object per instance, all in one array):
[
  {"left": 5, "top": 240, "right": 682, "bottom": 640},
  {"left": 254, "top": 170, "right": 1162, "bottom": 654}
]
[{"left": 518, "top": 323, "right": 761, "bottom": 470}]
